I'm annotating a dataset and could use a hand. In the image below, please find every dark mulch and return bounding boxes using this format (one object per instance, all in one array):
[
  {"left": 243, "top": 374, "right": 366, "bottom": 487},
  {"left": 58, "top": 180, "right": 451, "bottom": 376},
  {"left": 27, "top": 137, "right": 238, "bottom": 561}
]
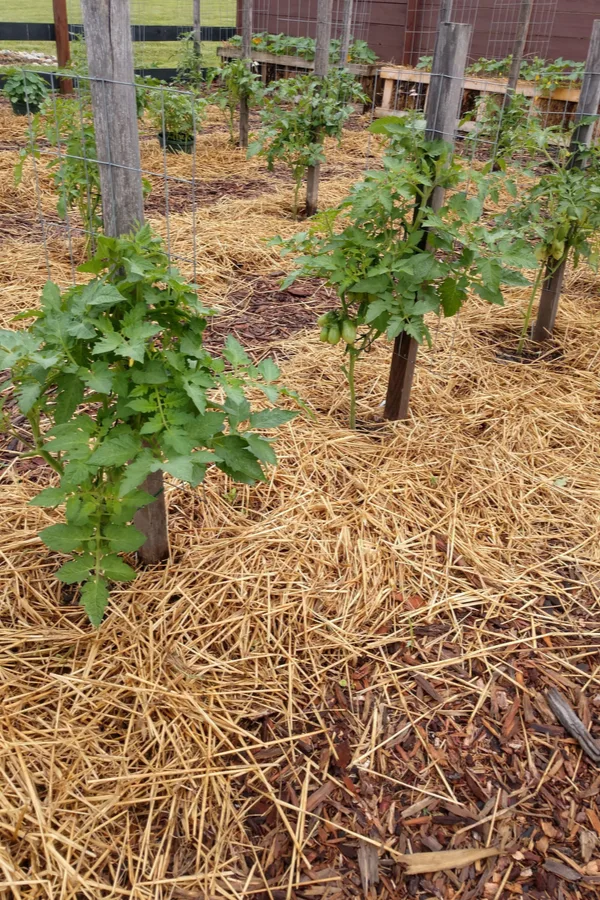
[
  {"left": 475, "top": 326, "right": 565, "bottom": 367},
  {"left": 230, "top": 638, "right": 600, "bottom": 899},
  {"left": 203, "top": 273, "right": 336, "bottom": 355},
  {"left": 144, "top": 174, "right": 276, "bottom": 215}
]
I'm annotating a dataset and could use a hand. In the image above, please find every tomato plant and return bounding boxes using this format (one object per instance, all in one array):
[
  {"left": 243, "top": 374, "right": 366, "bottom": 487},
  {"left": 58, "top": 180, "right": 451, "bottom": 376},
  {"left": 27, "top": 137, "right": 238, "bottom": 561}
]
[
  {"left": 462, "top": 92, "right": 534, "bottom": 166},
  {"left": 248, "top": 70, "right": 365, "bottom": 218},
  {"left": 226, "top": 32, "right": 377, "bottom": 64},
  {"left": 3, "top": 68, "right": 50, "bottom": 114},
  {"left": 148, "top": 88, "right": 208, "bottom": 150},
  {"left": 214, "top": 58, "right": 263, "bottom": 145},
  {"left": 15, "top": 97, "right": 102, "bottom": 248},
  {"left": 275, "top": 117, "right": 534, "bottom": 427},
  {"left": 505, "top": 128, "right": 600, "bottom": 349},
  {"left": 0, "top": 226, "right": 299, "bottom": 626}
]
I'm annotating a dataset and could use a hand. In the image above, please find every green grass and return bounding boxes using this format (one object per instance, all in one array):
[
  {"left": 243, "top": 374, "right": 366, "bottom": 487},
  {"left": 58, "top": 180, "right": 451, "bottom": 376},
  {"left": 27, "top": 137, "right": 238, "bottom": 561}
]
[
  {"left": 1, "top": 0, "right": 235, "bottom": 69},
  {"left": 1, "top": 1, "right": 235, "bottom": 26}
]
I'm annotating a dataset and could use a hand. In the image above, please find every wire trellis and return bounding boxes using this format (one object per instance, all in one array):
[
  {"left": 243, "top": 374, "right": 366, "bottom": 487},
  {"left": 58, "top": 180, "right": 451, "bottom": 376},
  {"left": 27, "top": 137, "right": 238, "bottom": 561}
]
[
  {"left": 7, "top": 0, "right": 597, "bottom": 367},
  {"left": 486, "top": 0, "right": 559, "bottom": 62}
]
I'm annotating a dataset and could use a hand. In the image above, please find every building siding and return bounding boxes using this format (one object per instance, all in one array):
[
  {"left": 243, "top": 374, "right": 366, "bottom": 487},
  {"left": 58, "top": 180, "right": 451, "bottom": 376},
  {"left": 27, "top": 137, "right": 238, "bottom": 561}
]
[{"left": 247, "top": 0, "right": 596, "bottom": 64}]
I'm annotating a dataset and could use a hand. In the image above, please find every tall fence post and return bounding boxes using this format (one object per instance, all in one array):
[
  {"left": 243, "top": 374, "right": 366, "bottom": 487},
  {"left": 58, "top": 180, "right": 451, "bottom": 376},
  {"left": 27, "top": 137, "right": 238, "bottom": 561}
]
[
  {"left": 193, "top": 0, "right": 201, "bottom": 55},
  {"left": 503, "top": 0, "right": 533, "bottom": 109},
  {"left": 384, "top": 22, "right": 472, "bottom": 422},
  {"left": 239, "top": 0, "right": 253, "bottom": 148},
  {"left": 532, "top": 19, "right": 600, "bottom": 343},
  {"left": 306, "top": 0, "right": 333, "bottom": 216},
  {"left": 52, "top": 0, "right": 73, "bottom": 95},
  {"left": 81, "top": 0, "right": 169, "bottom": 564},
  {"left": 339, "top": 0, "right": 353, "bottom": 67}
]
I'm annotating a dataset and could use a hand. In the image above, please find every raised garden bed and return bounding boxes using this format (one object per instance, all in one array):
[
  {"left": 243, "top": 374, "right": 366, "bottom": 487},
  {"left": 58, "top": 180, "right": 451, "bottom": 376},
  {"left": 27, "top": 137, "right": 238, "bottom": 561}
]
[
  {"left": 375, "top": 65, "right": 583, "bottom": 125},
  {"left": 218, "top": 44, "right": 376, "bottom": 80}
]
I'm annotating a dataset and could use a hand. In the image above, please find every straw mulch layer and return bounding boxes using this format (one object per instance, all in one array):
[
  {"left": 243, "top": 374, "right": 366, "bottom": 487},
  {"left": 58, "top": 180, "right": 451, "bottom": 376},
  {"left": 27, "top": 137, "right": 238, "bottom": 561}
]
[{"left": 1, "top": 98, "right": 600, "bottom": 900}]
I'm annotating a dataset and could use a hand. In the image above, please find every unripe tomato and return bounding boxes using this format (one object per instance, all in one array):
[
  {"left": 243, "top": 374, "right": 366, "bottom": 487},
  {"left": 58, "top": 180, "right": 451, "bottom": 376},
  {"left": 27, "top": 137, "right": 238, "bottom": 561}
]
[
  {"left": 320, "top": 326, "right": 330, "bottom": 342},
  {"left": 535, "top": 246, "right": 547, "bottom": 263},
  {"left": 327, "top": 324, "right": 341, "bottom": 345},
  {"left": 341, "top": 320, "right": 357, "bottom": 344}
]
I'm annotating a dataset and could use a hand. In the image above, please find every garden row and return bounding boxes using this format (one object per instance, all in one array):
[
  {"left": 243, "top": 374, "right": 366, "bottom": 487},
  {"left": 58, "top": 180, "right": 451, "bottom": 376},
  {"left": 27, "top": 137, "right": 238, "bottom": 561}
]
[{"left": 1, "top": 24, "right": 599, "bottom": 627}]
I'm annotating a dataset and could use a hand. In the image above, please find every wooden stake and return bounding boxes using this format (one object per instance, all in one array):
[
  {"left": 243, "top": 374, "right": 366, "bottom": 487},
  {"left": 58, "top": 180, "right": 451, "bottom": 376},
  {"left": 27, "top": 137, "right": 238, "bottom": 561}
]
[
  {"left": 52, "top": 0, "right": 73, "bottom": 95},
  {"left": 81, "top": 0, "right": 169, "bottom": 563},
  {"left": 239, "top": 0, "right": 253, "bottom": 149},
  {"left": 384, "top": 22, "right": 472, "bottom": 422},
  {"left": 306, "top": 0, "right": 333, "bottom": 217},
  {"left": 533, "top": 19, "right": 600, "bottom": 343},
  {"left": 193, "top": 0, "right": 201, "bottom": 56},
  {"left": 503, "top": 0, "right": 533, "bottom": 109},
  {"left": 438, "top": 0, "right": 453, "bottom": 25},
  {"left": 339, "top": 0, "right": 353, "bottom": 67}
]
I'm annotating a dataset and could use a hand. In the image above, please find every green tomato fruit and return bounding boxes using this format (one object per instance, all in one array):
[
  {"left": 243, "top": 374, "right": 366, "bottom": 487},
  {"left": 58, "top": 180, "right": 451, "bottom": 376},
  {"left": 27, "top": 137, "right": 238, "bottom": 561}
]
[
  {"left": 317, "top": 313, "right": 331, "bottom": 328},
  {"left": 551, "top": 240, "right": 565, "bottom": 260},
  {"left": 320, "top": 326, "right": 330, "bottom": 342},
  {"left": 327, "top": 324, "right": 341, "bottom": 346},
  {"left": 341, "top": 320, "right": 357, "bottom": 344}
]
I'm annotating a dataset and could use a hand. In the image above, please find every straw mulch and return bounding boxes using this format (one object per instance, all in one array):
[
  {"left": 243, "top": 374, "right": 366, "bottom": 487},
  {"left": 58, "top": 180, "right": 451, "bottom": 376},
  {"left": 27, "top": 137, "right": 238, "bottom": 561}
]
[{"left": 1, "top": 97, "right": 600, "bottom": 900}]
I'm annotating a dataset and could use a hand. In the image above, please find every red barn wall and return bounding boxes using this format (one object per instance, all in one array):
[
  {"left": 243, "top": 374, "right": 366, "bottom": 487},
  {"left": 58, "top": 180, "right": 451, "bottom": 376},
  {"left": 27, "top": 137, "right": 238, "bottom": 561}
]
[{"left": 240, "top": 0, "right": 597, "bottom": 65}]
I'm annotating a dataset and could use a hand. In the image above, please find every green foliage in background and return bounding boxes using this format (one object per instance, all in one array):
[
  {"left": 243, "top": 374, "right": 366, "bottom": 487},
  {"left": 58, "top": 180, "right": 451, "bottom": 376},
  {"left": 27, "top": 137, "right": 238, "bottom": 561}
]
[
  {"left": 227, "top": 32, "right": 377, "bottom": 65},
  {"left": 214, "top": 58, "right": 263, "bottom": 144},
  {"left": 147, "top": 87, "right": 208, "bottom": 140},
  {"left": 3, "top": 67, "right": 49, "bottom": 110},
  {"left": 15, "top": 96, "right": 102, "bottom": 245},
  {"left": 501, "top": 120, "right": 600, "bottom": 349},
  {"left": 249, "top": 70, "right": 366, "bottom": 218}
]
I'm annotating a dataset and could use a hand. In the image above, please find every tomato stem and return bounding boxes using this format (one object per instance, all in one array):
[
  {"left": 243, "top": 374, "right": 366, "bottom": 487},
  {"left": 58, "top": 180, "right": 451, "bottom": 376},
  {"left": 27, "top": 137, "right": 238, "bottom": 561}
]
[
  {"left": 347, "top": 349, "right": 357, "bottom": 430},
  {"left": 517, "top": 263, "right": 545, "bottom": 354}
]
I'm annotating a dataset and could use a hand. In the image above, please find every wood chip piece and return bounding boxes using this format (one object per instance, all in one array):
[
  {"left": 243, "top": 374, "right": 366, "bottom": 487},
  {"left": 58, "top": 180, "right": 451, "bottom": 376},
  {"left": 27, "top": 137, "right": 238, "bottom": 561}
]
[
  {"left": 397, "top": 847, "right": 499, "bottom": 875},
  {"left": 543, "top": 859, "right": 582, "bottom": 882},
  {"left": 580, "top": 830, "right": 599, "bottom": 863},
  {"left": 587, "top": 807, "right": 600, "bottom": 836},
  {"left": 306, "top": 781, "right": 334, "bottom": 812},
  {"left": 546, "top": 688, "right": 600, "bottom": 763},
  {"left": 358, "top": 838, "right": 380, "bottom": 894},
  {"left": 414, "top": 673, "right": 444, "bottom": 702},
  {"left": 334, "top": 739, "right": 352, "bottom": 769}
]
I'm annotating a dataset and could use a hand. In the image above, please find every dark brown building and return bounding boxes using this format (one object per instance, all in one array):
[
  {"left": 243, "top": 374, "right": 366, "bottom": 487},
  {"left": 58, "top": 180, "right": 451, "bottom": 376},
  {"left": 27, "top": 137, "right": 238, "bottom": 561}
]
[{"left": 245, "top": 0, "right": 598, "bottom": 65}]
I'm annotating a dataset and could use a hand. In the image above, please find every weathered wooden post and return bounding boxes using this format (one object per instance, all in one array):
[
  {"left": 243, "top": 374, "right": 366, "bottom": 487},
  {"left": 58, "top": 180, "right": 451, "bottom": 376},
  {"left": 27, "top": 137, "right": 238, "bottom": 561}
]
[
  {"left": 52, "top": 0, "right": 73, "bottom": 95},
  {"left": 503, "top": 0, "right": 533, "bottom": 109},
  {"left": 193, "top": 0, "right": 202, "bottom": 56},
  {"left": 81, "top": 0, "right": 169, "bottom": 563},
  {"left": 384, "top": 22, "right": 472, "bottom": 422},
  {"left": 306, "top": 0, "right": 334, "bottom": 216},
  {"left": 239, "top": 0, "right": 253, "bottom": 148},
  {"left": 532, "top": 19, "right": 600, "bottom": 343},
  {"left": 339, "top": 0, "right": 353, "bottom": 67}
]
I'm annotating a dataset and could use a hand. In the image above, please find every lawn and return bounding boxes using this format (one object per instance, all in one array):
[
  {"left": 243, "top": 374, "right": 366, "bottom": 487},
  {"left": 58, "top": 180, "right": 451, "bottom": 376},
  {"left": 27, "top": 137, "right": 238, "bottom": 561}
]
[{"left": 1, "top": 0, "right": 236, "bottom": 68}]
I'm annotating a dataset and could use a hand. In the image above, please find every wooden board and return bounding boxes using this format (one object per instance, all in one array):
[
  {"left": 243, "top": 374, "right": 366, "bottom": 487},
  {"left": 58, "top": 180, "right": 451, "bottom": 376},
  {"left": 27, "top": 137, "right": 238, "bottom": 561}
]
[
  {"left": 378, "top": 65, "right": 583, "bottom": 105},
  {"left": 218, "top": 45, "right": 374, "bottom": 76}
]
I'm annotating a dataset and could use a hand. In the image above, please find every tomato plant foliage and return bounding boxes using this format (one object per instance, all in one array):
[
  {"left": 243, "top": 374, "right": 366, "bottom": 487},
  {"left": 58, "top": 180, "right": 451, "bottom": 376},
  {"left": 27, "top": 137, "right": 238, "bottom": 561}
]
[
  {"left": 15, "top": 97, "right": 102, "bottom": 245},
  {"left": 248, "top": 71, "right": 365, "bottom": 217},
  {"left": 0, "top": 227, "right": 298, "bottom": 626},
  {"left": 215, "top": 59, "right": 264, "bottom": 144},
  {"left": 275, "top": 116, "right": 534, "bottom": 426},
  {"left": 478, "top": 113, "right": 600, "bottom": 349}
]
